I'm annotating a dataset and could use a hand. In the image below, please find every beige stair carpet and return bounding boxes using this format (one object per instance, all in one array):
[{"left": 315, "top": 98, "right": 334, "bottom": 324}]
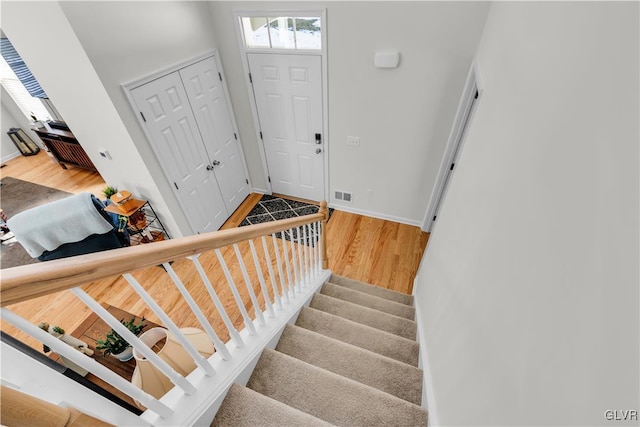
[
  {"left": 212, "top": 383, "right": 332, "bottom": 427},
  {"left": 310, "top": 293, "right": 417, "bottom": 339},
  {"left": 213, "top": 275, "right": 426, "bottom": 426},
  {"left": 276, "top": 324, "right": 423, "bottom": 405},
  {"left": 247, "top": 349, "right": 427, "bottom": 426},
  {"left": 321, "top": 282, "right": 416, "bottom": 319},
  {"left": 329, "top": 274, "right": 414, "bottom": 305},
  {"left": 295, "top": 306, "right": 419, "bottom": 366}
]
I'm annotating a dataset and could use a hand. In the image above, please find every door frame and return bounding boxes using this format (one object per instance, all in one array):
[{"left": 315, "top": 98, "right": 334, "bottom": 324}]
[
  {"left": 422, "top": 59, "right": 484, "bottom": 232},
  {"left": 233, "top": 9, "right": 329, "bottom": 200},
  {"left": 121, "top": 50, "right": 252, "bottom": 234}
]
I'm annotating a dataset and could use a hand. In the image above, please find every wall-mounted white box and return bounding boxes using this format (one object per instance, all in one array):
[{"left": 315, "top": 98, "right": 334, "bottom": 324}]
[{"left": 374, "top": 52, "right": 400, "bottom": 68}]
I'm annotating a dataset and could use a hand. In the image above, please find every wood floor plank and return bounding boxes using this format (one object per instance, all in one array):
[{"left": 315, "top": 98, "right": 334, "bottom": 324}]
[
  {"left": 1, "top": 153, "right": 429, "bottom": 357},
  {"left": 1, "top": 151, "right": 106, "bottom": 198},
  {"left": 220, "top": 193, "right": 263, "bottom": 229}
]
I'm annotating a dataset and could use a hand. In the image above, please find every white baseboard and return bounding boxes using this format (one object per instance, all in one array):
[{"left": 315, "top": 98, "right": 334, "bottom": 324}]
[
  {"left": 328, "top": 203, "right": 422, "bottom": 227},
  {"left": 251, "top": 187, "right": 268, "bottom": 195},
  {"left": 414, "top": 291, "right": 439, "bottom": 426},
  {"left": 1, "top": 151, "right": 21, "bottom": 164}
]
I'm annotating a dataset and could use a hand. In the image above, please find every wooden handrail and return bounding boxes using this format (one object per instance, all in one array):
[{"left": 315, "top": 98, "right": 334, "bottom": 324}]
[
  {"left": 1, "top": 206, "right": 328, "bottom": 307},
  {"left": 0, "top": 385, "right": 113, "bottom": 426}
]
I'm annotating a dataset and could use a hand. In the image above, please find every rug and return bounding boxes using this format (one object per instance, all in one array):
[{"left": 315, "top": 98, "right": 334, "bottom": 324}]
[
  {"left": 1, "top": 177, "right": 72, "bottom": 268},
  {"left": 239, "top": 194, "right": 333, "bottom": 244}
]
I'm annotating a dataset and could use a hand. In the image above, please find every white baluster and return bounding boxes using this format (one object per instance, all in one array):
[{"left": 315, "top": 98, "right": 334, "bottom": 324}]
[
  {"left": 311, "top": 222, "right": 318, "bottom": 277},
  {"left": 302, "top": 224, "right": 309, "bottom": 285},
  {"left": 233, "top": 244, "right": 266, "bottom": 327},
  {"left": 318, "top": 221, "right": 324, "bottom": 271},
  {"left": 315, "top": 221, "right": 322, "bottom": 275},
  {"left": 123, "top": 273, "right": 215, "bottom": 376},
  {"left": 289, "top": 228, "right": 300, "bottom": 293},
  {"left": 281, "top": 232, "right": 296, "bottom": 298},
  {"left": 311, "top": 222, "right": 318, "bottom": 276},
  {"left": 304, "top": 223, "right": 312, "bottom": 281},
  {"left": 71, "top": 289, "right": 196, "bottom": 395},
  {"left": 1, "top": 309, "right": 173, "bottom": 419},
  {"left": 262, "top": 236, "right": 283, "bottom": 310},
  {"left": 248, "top": 240, "right": 275, "bottom": 318},
  {"left": 160, "top": 263, "right": 231, "bottom": 361},
  {"left": 215, "top": 249, "right": 257, "bottom": 336},
  {"left": 190, "top": 256, "right": 244, "bottom": 348},
  {"left": 271, "top": 233, "right": 290, "bottom": 304},
  {"left": 295, "top": 226, "right": 305, "bottom": 287}
]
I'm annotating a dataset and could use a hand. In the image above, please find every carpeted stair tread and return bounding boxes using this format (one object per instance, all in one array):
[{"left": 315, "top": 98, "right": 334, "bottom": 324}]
[
  {"left": 310, "top": 293, "right": 417, "bottom": 339},
  {"left": 295, "top": 307, "right": 419, "bottom": 366},
  {"left": 322, "top": 282, "right": 415, "bottom": 320},
  {"left": 330, "top": 274, "right": 413, "bottom": 305},
  {"left": 212, "top": 383, "right": 333, "bottom": 426},
  {"left": 248, "top": 349, "right": 427, "bottom": 426},
  {"left": 276, "top": 324, "right": 423, "bottom": 405}
]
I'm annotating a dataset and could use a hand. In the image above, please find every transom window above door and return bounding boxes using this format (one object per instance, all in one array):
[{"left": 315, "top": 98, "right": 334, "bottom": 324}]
[{"left": 240, "top": 16, "right": 322, "bottom": 50}]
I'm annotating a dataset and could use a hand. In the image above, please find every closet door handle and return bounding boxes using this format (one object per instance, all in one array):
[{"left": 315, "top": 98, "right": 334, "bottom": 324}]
[
  {"left": 206, "top": 165, "right": 214, "bottom": 171},
  {"left": 212, "top": 160, "right": 221, "bottom": 166}
]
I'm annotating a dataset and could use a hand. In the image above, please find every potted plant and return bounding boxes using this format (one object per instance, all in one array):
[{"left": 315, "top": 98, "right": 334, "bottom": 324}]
[
  {"left": 96, "top": 317, "right": 146, "bottom": 362},
  {"left": 102, "top": 185, "right": 118, "bottom": 200},
  {"left": 38, "top": 322, "right": 94, "bottom": 376}
]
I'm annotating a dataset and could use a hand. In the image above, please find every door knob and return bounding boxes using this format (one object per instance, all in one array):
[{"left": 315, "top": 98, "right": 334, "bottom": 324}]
[
  {"left": 206, "top": 164, "right": 214, "bottom": 171},
  {"left": 212, "top": 160, "right": 221, "bottom": 166},
  {"left": 315, "top": 148, "right": 322, "bottom": 154}
]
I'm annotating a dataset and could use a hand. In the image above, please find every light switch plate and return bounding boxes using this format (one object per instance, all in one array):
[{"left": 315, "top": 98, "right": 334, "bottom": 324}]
[{"left": 347, "top": 136, "right": 360, "bottom": 146}]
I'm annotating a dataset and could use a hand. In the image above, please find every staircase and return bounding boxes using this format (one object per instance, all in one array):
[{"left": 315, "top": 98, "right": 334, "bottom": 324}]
[{"left": 213, "top": 274, "right": 428, "bottom": 426}]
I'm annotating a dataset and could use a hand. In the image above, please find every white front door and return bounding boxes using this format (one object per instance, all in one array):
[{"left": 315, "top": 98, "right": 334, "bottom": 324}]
[
  {"left": 131, "top": 71, "right": 228, "bottom": 233},
  {"left": 248, "top": 53, "right": 324, "bottom": 201},
  {"left": 180, "top": 57, "right": 249, "bottom": 214}
]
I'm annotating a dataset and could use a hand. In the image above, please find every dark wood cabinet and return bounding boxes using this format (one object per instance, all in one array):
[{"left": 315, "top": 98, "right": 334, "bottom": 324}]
[{"left": 34, "top": 127, "right": 97, "bottom": 171}]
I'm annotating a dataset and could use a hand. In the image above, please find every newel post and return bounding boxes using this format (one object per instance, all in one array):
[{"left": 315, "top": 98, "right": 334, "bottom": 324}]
[{"left": 319, "top": 201, "right": 329, "bottom": 269}]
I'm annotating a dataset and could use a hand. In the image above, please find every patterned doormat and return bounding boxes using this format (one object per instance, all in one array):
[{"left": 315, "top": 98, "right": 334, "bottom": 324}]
[{"left": 239, "top": 194, "right": 333, "bottom": 243}]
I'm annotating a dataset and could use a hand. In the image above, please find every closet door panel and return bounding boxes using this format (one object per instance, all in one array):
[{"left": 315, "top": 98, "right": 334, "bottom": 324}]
[
  {"left": 180, "top": 57, "right": 249, "bottom": 214},
  {"left": 131, "top": 71, "right": 228, "bottom": 234}
]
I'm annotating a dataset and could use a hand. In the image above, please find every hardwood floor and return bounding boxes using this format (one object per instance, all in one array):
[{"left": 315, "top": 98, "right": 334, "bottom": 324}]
[
  {"left": 1, "top": 153, "right": 429, "bottom": 369},
  {"left": 327, "top": 211, "right": 429, "bottom": 294},
  {"left": 0, "top": 150, "right": 106, "bottom": 198}
]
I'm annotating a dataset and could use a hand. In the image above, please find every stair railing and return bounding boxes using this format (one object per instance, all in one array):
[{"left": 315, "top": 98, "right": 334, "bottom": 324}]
[{"left": 0, "top": 201, "right": 330, "bottom": 426}]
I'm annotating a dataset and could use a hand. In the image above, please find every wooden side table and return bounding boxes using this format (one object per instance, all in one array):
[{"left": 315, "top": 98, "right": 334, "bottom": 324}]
[
  {"left": 49, "top": 304, "right": 161, "bottom": 409},
  {"left": 104, "top": 198, "right": 170, "bottom": 245}
]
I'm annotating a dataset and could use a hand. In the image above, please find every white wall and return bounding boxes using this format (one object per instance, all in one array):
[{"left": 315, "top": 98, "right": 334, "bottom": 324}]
[
  {"left": 207, "top": 2, "right": 273, "bottom": 192},
  {"left": 2, "top": 1, "right": 226, "bottom": 237},
  {"left": 209, "top": 1, "right": 490, "bottom": 224},
  {"left": 4, "top": 1, "right": 489, "bottom": 228},
  {"left": 1, "top": 86, "right": 44, "bottom": 162},
  {"left": 1, "top": 1, "right": 187, "bottom": 236},
  {"left": 414, "top": 2, "right": 639, "bottom": 425},
  {"left": 57, "top": 1, "right": 224, "bottom": 236},
  {"left": 1, "top": 95, "right": 21, "bottom": 162}
]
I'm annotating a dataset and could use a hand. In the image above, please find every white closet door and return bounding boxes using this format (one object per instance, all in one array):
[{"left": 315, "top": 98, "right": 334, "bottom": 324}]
[
  {"left": 131, "top": 71, "right": 228, "bottom": 234},
  {"left": 180, "top": 57, "right": 249, "bottom": 214}
]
